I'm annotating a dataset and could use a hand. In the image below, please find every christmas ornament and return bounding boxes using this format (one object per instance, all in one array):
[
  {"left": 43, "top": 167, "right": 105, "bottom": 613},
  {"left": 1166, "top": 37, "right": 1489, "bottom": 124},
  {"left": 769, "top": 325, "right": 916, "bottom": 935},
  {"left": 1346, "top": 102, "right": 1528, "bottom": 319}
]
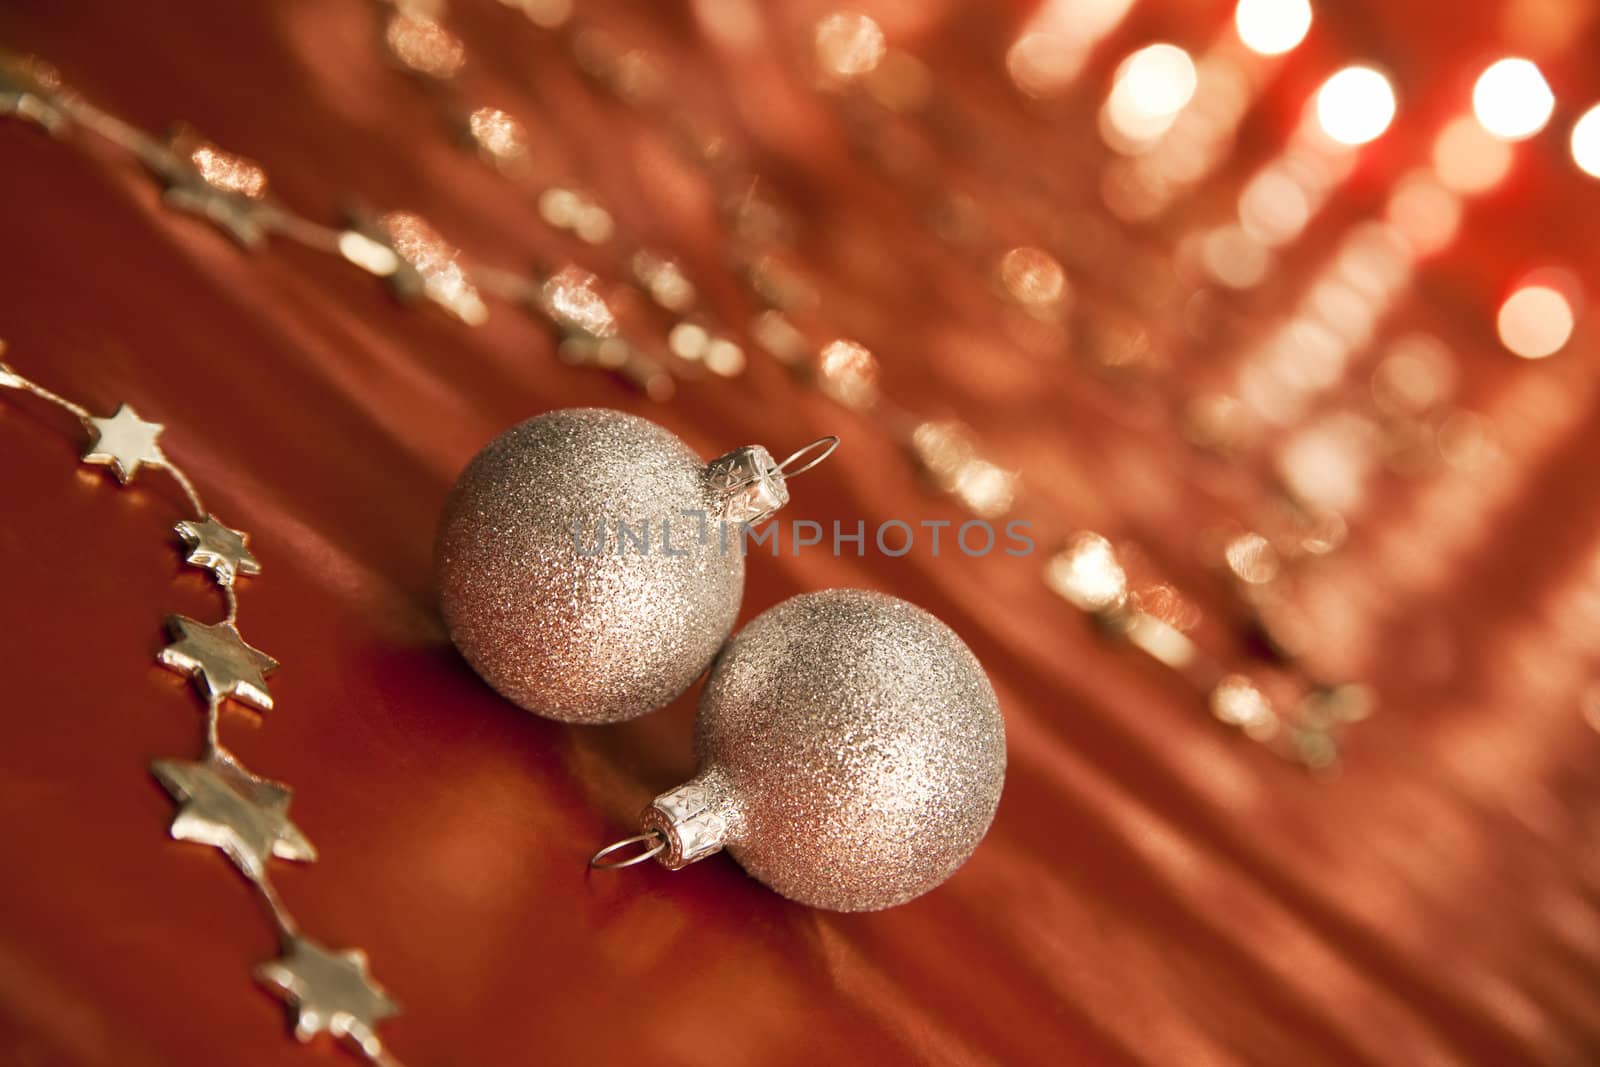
[
  {"left": 436, "top": 407, "right": 836, "bottom": 724},
  {"left": 591, "top": 589, "right": 1007, "bottom": 911}
]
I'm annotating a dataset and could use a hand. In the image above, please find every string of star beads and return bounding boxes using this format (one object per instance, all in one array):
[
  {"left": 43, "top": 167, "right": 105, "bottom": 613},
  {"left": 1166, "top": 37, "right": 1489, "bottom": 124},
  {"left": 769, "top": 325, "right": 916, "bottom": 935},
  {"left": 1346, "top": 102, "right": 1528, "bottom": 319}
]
[
  {"left": 372, "top": 0, "right": 750, "bottom": 392},
  {"left": 0, "top": 342, "right": 403, "bottom": 1066},
  {"left": 0, "top": 45, "right": 679, "bottom": 395}
]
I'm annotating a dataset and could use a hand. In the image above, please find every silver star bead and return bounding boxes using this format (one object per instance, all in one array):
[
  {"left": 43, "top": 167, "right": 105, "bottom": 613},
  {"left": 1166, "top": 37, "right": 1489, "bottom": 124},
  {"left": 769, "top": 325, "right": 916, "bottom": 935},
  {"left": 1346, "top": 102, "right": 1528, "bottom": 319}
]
[
  {"left": 150, "top": 125, "right": 274, "bottom": 249},
  {"left": 158, "top": 614, "right": 278, "bottom": 712},
  {"left": 0, "top": 341, "right": 20, "bottom": 390},
  {"left": 256, "top": 935, "right": 399, "bottom": 1057},
  {"left": 150, "top": 749, "right": 316, "bottom": 879},
  {"left": 338, "top": 207, "right": 487, "bottom": 325},
  {"left": 81, "top": 404, "right": 166, "bottom": 484},
  {"left": 0, "top": 52, "right": 73, "bottom": 134},
  {"left": 175, "top": 516, "right": 262, "bottom": 586}
]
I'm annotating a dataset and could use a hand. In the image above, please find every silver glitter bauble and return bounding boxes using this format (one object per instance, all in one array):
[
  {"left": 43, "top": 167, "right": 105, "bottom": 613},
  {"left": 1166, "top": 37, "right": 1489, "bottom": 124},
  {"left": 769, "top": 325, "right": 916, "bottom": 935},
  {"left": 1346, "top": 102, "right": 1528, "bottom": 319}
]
[
  {"left": 436, "top": 408, "right": 811, "bottom": 724},
  {"left": 623, "top": 589, "right": 1006, "bottom": 911}
]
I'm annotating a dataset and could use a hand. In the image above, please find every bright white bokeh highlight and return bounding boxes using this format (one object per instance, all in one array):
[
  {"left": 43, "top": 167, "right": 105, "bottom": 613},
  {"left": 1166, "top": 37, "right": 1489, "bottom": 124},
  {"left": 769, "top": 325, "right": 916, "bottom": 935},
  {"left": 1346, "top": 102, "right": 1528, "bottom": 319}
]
[
  {"left": 1473, "top": 58, "right": 1554, "bottom": 141},
  {"left": 1104, "top": 43, "right": 1197, "bottom": 146},
  {"left": 1571, "top": 104, "right": 1600, "bottom": 178},
  {"left": 1234, "top": 0, "right": 1312, "bottom": 56},
  {"left": 1316, "top": 66, "right": 1396, "bottom": 146},
  {"left": 1498, "top": 285, "right": 1574, "bottom": 359}
]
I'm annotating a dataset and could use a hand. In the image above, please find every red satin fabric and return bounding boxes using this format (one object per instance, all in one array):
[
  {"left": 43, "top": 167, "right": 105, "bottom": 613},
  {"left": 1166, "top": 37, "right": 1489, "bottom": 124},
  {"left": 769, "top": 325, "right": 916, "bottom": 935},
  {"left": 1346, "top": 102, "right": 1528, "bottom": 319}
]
[{"left": 1, "top": 3, "right": 1599, "bottom": 1065}]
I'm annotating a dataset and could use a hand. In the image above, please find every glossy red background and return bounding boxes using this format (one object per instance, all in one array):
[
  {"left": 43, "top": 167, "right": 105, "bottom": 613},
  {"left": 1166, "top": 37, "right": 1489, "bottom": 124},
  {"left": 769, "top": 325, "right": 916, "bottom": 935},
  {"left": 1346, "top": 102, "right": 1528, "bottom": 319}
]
[{"left": 1, "top": 2, "right": 1599, "bottom": 1064}]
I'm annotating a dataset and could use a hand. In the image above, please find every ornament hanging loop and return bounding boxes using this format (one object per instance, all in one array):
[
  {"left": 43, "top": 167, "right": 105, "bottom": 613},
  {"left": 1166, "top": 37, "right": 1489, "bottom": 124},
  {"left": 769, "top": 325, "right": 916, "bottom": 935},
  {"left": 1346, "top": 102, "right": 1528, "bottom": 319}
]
[
  {"left": 588, "top": 830, "right": 666, "bottom": 870},
  {"left": 706, "top": 434, "right": 836, "bottom": 525},
  {"left": 777, "top": 435, "right": 839, "bottom": 479}
]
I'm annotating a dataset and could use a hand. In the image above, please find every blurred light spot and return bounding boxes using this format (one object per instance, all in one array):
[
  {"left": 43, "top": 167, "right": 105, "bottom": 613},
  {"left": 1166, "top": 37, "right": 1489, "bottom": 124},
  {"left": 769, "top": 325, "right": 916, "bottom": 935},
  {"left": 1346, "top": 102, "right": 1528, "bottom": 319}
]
[
  {"left": 380, "top": 211, "right": 487, "bottom": 325},
  {"left": 1100, "top": 158, "right": 1165, "bottom": 219},
  {"left": 955, "top": 462, "right": 1017, "bottom": 517},
  {"left": 1284, "top": 314, "right": 1352, "bottom": 388},
  {"left": 612, "top": 50, "right": 666, "bottom": 108},
  {"left": 1046, "top": 533, "right": 1128, "bottom": 614},
  {"left": 1211, "top": 675, "right": 1278, "bottom": 739},
  {"left": 817, "top": 339, "right": 879, "bottom": 409},
  {"left": 575, "top": 208, "right": 614, "bottom": 244},
  {"left": 510, "top": 0, "right": 573, "bottom": 28},
  {"left": 1281, "top": 140, "right": 1347, "bottom": 198},
  {"left": 1437, "top": 409, "right": 1496, "bottom": 469},
  {"left": 1226, "top": 532, "right": 1281, "bottom": 585},
  {"left": 1433, "top": 115, "right": 1514, "bottom": 194},
  {"left": 906, "top": 422, "right": 1018, "bottom": 518},
  {"left": 693, "top": 0, "right": 759, "bottom": 48},
  {"left": 632, "top": 250, "right": 696, "bottom": 312},
  {"left": 1309, "top": 279, "right": 1377, "bottom": 349},
  {"left": 1386, "top": 170, "right": 1462, "bottom": 257},
  {"left": 1473, "top": 58, "right": 1553, "bottom": 141},
  {"left": 704, "top": 338, "right": 746, "bottom": 376},
  {"left": 541, "top": 265, "right": 617, "bottom": 337},
  {"left": 1278, "top": 412, "right": 1377, "bottom": 513},
  {"left": 814, "top": 12, "right": 885, "bottom": 79},
  {"left": 337, "top": 231, "right": 402, "bottom": 277},
  {"left": 189, "top": 144, "right": 268, "bottom": 199},
  {"left": 1121, "top": 44, "right": 1197, "bottom": 117},
  {"left": 1007, "top": 0, "right": 1136, "bottom": 99},
  {"left": 1234, "top": 0, "right": 1312, "bottom": 56},
  {"left": 1201, "top": 224, "right": 1272, "bottom": 288},
  {"left": 1083, "top": 311, "right": 1152, "bottom": 371},
  {"left": 1007, "top": 33, "right": 1080, "bottom": 99},
  {"left": 539, "top": 188, "right": 580, "bottom": 227},
  {"left": 538, "top": 187, "right": 615, "bottom": 244},
  {"left": 1184, "top": 393, "right": 1256, "bottom": 453},
  {"left": 668, "top": 321, "right": 710, "bottom": 360},
  {"left": 725, "top": 182, "right": 795, "bottom": 246},
  {"left": 1238, "top": 355, "right": 1301, "bottom": 426},
  {"left": 467, "top": 107, "right": 528, "bottom": 168},
  {"left": 750, "top": 310, "right": 809, "bottom": 364},
  {"left": 997, "top": 246, "right": 1067, "bottom": 310},
  {"left": 385, "top": 12, "right": 466, "bottom": 80},
  {"left": 1126, "top": 613, "right": 1200, "bottom": 670},
  {"left": 910, "top": 420, "right": 976, "bottom": 483},
  {"left": 1315, "top": 66, "right": 1396, "bottom": 146},
  {"left": 1239, "top": 167, "right": 1311, "bottom": 246},
  {"left": 1297, "top": 510, "right": 1348, "bottom": 555},
  {"left": 1371, "top": 335, "right": 1455, "bottom": 417},
  {"left": 1338, "top": 222, "right": 1413, "bottom": 297},
  {"left": 1104, "top": 44, "right": 1197, "bottom": 148},
  {"left": 1192, "top": 55, "right": 1253, "bottom": 129},
  {"left": 1135, "top": 584, "right": 1202, "bottom": 632},
  {"left": 1572, "top": 104, "right": 1600, "bottom": 178},
  {"left": 744, "top": 254, "right": 817, "bottom": 310},
  {"left": 1498, "top": 284, "right": 1574, "bottom": 359}
]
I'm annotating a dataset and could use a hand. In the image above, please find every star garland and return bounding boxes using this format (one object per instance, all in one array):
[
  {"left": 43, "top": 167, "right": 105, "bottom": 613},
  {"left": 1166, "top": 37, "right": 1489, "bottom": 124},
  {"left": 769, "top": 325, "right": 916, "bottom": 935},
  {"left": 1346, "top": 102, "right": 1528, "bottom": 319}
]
[{"left": 0, "top": 342, "right": 403, "bottom": 1065}]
